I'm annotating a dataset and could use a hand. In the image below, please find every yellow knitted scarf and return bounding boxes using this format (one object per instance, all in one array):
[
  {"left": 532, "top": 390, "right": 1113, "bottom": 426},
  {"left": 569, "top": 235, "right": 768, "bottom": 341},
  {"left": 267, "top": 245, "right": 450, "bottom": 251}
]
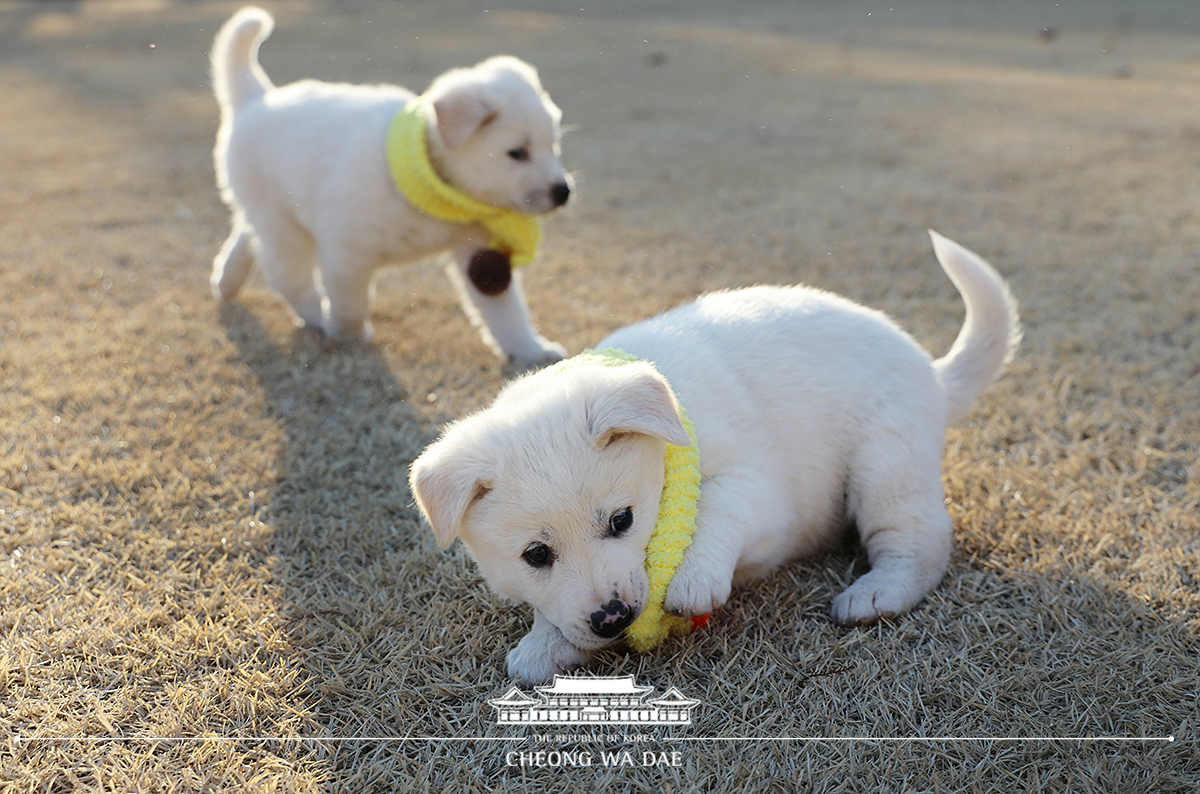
[
  {"left": 385, "top": 101, "right": 542, "bottom": 266},
  {"left": 553, "top": 348, "right": 704, "bottom": 652}
]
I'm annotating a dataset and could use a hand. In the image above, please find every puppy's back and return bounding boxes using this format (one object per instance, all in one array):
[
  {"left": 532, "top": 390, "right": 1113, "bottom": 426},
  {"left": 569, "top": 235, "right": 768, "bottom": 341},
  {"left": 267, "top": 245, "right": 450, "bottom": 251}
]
[
  {"left": 603, "top": 284, "right": 934, "bottom": 409},
  {"left": 600, "top": 285, "right": 942, "bottom": 481}
]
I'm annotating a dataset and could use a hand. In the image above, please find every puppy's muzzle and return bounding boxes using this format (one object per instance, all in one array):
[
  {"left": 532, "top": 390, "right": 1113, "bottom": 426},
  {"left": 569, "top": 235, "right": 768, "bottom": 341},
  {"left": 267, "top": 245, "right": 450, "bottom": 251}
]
[
  {"left": 550, "top": 181, "right": 570, "bottom": 208},
  {"left": 589, "top": 598, "right": 636, "bottom": 639}
]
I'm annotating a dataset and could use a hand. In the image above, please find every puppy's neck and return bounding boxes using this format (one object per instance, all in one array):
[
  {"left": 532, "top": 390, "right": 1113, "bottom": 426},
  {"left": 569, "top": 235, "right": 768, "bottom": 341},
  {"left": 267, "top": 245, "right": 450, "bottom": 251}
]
[
  {"left": 385, "top": 101, "right": 542, "bottom": 266},
  {"left": 554, "top": 349, "right": 704, "bottom": 652},
  {"left": 421, "top": 117, "right": 471, "bottom": 200}
]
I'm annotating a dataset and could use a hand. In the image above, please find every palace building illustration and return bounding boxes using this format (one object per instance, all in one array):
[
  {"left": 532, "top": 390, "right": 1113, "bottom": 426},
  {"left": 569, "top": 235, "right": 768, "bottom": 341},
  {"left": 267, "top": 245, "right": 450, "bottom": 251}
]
[{"left": 488, "top": 675, "right": 699, "bottom": 725}]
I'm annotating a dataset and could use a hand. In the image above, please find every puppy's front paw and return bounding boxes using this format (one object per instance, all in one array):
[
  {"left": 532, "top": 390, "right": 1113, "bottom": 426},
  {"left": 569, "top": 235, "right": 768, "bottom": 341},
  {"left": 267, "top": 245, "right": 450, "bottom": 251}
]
[
  {"left": 321, "top": 318, "right": 374, "bottom": 344},
  {"left": 507, "top": 337, "right": 567, "bottom": 369},
  {"left": 506, "top": 629, "right": 590, "bottom": 685},
  {"left": 664, "top": 554, "right": 732, "bottom": 618},
  {"left": 830, "top": 570, "right": 924, "bottom": 626}
]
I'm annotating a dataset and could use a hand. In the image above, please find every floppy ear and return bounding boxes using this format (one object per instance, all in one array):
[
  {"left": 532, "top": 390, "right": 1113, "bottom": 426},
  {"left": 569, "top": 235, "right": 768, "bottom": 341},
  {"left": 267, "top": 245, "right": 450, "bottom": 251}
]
[
  {"left": 409, "top": 438, "right": 493, "bottom": 549},
  {"left": 586, "top": 366, "right": 692, "bottom": 449},
  {"left": 431, "top": 89, "right": 497, "bottom": 150}
]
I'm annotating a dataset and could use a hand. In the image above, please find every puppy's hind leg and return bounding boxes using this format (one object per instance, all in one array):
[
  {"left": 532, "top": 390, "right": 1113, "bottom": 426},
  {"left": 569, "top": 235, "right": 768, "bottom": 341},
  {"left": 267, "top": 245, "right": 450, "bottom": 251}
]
[
  {"left": 445, "top": 244, "right": 566, "bottom": 367},
  {"left": 831, "top": 438, "right": 953, "bottom": 626},
  {"left": 211, "top": 217, "right": 255, "bottom": 301},
  {"left": 319, "top": 252, "right": 377, "bottom": 342},
  {"left": 252, "top": 213, "right": 325, "bottom": 330}
]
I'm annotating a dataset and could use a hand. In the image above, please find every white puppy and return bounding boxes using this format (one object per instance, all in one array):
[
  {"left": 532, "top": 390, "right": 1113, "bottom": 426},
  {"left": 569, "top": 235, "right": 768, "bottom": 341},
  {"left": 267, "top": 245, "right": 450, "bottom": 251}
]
[
  {"left": 210, "top": 7, "right": 570, "bottom": 362},
  {"left": 410, "top": 232, "right": 1019, "bottom": 684}
]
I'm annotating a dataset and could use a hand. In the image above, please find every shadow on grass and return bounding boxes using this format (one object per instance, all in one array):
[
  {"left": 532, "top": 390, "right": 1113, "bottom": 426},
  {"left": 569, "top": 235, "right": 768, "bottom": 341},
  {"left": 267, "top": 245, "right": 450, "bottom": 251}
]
[
  {"left": 217, "top": 304, "right": 456, "bottom": 727},
  {"left": 213, "top": 303, "right": 1199, "bottom": 788}
]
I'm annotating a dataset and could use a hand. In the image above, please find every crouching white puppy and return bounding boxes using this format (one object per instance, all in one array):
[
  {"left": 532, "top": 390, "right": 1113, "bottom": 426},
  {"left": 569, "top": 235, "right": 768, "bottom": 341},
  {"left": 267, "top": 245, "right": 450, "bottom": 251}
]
[
  {"left": 410, "top": 232, "right": 1019, "bottom": 684},
  {"left": 210, "top": 7, "right": 570, "bottom": 362}
]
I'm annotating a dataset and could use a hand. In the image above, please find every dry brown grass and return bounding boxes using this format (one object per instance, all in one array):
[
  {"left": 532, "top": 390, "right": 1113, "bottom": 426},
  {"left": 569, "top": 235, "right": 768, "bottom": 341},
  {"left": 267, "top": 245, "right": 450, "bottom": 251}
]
[{"left": 1, "top": 0, "right": 1197, "bottom": 791}]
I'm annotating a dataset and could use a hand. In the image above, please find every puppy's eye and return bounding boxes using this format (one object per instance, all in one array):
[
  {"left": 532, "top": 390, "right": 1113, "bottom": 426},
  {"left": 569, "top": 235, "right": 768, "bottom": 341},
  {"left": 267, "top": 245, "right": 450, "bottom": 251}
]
[
  {"left": 507, "top": 146, "right": 530, "bottom": 162},
  {"left": 522, "top": 542, "right": 553, "bottom": 568},
  {"left": 608, "top": 507, "right": 633, "bottom": 537}
]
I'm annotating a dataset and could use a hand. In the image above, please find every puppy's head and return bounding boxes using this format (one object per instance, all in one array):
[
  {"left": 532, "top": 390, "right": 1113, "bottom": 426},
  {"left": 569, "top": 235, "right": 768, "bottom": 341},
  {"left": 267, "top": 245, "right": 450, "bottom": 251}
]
[
  {"left": 409, "top": 361, "right": 691, "bottom": 651},
  {"left": 423, "top": 56, "right": 571, "bottom": 215}
]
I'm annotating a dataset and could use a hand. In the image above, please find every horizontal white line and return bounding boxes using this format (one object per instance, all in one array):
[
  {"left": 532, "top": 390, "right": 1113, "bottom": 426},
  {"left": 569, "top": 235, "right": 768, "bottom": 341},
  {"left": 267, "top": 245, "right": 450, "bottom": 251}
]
[
  {"left": 14, "top": 737, "right": 519, "bottom": 743},
  {"left": 671, "top": 736, "right": 1177, "bottom": 743},
  {"left": 14, "top": 735, "right": 1176, "bottom": 743}
]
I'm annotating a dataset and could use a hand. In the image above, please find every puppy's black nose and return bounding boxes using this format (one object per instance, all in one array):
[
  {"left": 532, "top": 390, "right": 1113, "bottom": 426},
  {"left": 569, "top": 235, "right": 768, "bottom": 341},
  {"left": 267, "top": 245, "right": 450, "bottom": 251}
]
[
  {"left": 550, "top": 181, "right": 571, "bottom": 207},
  {"left": 590, "top": 599, "right": 636, "bottom": 639}
]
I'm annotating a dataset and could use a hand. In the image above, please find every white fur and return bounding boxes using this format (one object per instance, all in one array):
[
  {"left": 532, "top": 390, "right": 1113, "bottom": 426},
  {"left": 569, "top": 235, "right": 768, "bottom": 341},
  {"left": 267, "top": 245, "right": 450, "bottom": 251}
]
[
  {"left": 410, "top": 232, "right": 1020, "bottom": 684},
  {"left": 210, "top": 7, "right": 570, "bottom": 361}
]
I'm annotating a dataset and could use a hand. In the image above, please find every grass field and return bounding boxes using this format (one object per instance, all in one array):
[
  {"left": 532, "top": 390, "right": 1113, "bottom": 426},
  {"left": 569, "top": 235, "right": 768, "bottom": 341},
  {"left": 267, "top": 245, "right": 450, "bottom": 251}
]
[{"left": 2, "top": 0, "right": 1197, "bottom": 790}]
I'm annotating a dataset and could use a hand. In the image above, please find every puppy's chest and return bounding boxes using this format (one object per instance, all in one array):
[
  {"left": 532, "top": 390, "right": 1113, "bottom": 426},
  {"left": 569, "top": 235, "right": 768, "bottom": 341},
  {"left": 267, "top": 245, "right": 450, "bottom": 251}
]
[{"left": 378, "top": 210, "right": 480, "bottom": 262}]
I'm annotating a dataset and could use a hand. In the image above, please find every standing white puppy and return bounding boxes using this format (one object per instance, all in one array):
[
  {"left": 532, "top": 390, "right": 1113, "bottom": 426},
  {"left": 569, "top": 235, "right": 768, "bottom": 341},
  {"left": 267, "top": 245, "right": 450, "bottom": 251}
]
[
  {"left": 410, "top": 232, "right": 1020, "bottom": 684},
  {"left": 210, "top": 7, "right": 570, "bottom": 362}
]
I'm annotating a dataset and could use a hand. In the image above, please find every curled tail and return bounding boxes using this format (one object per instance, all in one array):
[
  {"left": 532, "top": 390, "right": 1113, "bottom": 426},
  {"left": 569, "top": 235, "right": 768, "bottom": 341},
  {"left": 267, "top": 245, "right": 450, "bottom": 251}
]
[
  {"left": 928, "top": 230, "right": 1021, "bottom": 425},
  {"left": 211, "top": 6, "right": 275, "bottom": 114}
]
